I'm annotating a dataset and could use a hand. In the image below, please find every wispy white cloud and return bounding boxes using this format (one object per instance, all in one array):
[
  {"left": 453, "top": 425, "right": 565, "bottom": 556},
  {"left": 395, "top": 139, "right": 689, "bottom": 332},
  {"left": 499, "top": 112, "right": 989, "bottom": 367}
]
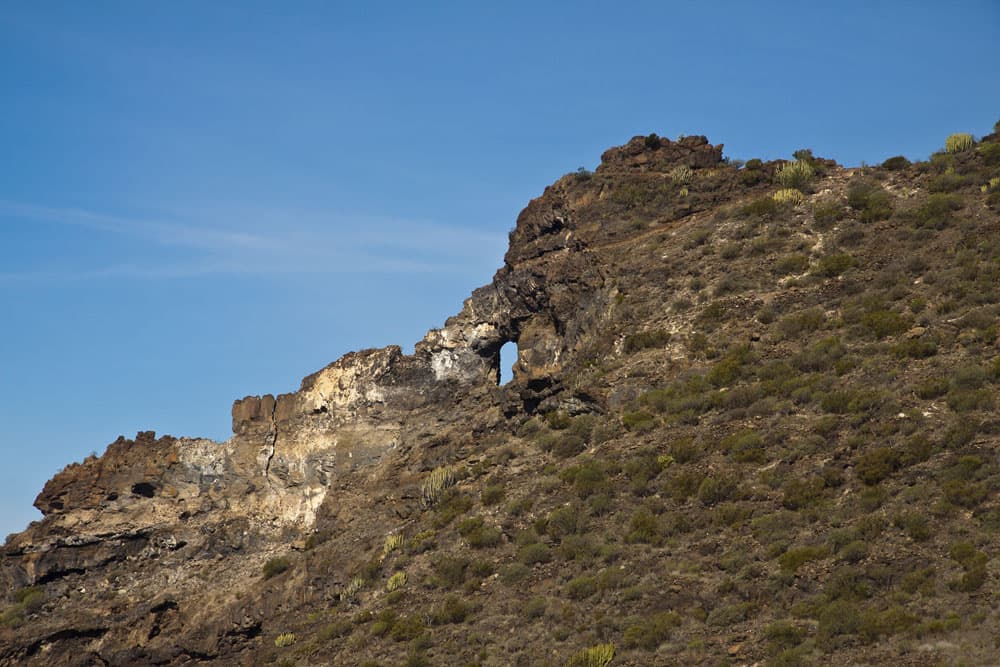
[
  {"left": 0, "top": 201, "right": 276, "bottom": 252},
  {"left": 0, "top": 200, "right": 506, "bottom": 282}
]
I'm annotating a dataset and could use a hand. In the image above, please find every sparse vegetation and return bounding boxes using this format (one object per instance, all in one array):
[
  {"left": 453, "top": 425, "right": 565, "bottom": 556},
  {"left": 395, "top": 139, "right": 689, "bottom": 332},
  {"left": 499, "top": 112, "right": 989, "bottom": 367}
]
[{"left": 263, "top": 556, "right": 291, "bottom": 579}]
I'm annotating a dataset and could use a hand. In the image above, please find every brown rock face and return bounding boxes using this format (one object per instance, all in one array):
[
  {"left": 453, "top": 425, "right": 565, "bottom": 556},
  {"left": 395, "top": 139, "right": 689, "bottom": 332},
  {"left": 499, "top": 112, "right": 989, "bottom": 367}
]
[
  {"left": 34, "top": 432, "right": 178, "bottom": 516},
  {"left": 597, "top": 133, "right": 724, "bottom": 173}
]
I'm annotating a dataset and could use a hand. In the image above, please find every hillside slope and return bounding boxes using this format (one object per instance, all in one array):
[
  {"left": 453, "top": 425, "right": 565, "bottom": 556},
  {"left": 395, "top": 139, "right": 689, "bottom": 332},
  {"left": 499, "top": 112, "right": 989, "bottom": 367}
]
[{"left": 2, "top": 129, "right": 999, "bottom": 666}]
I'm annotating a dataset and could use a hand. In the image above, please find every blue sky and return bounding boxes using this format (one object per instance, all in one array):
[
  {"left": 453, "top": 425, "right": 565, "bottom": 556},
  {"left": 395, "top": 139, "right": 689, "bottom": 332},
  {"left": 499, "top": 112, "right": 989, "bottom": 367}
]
[{"left": 1, "top": 1, "right": 998, "bottom": 538}]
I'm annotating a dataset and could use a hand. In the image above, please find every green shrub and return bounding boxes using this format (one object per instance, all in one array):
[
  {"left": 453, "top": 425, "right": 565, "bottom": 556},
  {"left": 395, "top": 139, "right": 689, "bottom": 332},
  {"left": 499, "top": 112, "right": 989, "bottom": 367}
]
[
  {"left": 950, "top": 364, "right": 988, "bottom": 390},
  {"left": 432, "top": 491, "right": 473, "bottom": 527},
  {"left": 546, "top": 411, "right": 573, "bottom": 430},
  {"left": 781, "top": 476, "right": 825, "bottom": 510},
  {"left": 893, "top": 337, "right": 938, "bottom": 358},
  {"left": 881, "top": 155, "right": 911, "bottom": 170},
  {"left": 622, "top": 410, "right": 656, "bottom": 432},
  {"left": 721, "top": 429, "right": 766, "bottom": 463},
  {"left": 707, "top": 602, "right": 756, "bottom": 627},
  {"left": 839, "top": 540, "right": 868, "bottom": 564},
  {"left": 500, "top": 563, "right": 531, "bottom": 585},
  {"left": 697, "top": 474, "right": 737, "bottom": 506},
  {"left": 988, "top": 189, "right": 1000, "bottom": 210},
  {"left": 552, "top": 433, "right": 587, "bottom": 458},
  {"left": 669, "top": 437, "right": 701, "bottom": 463},
  {"left": 900, "top": 567, "right": 936, "bottom": 595},
  {"left": 457, "top": 516, "right": 502, "bottom": 548},
  {"left": 370, "top": 610, "right": 400, "bottom": 637},
  {"left": 12, "top": 586, "right": 44, "bottom": 608},
  {"left": 910, "top": 193, "right": 963, "bottom": 229},
  {"left": 563, "top": 459, "right": 609, "bottom": 499},
  {"left": 813, "top": 199, "right": 845, "bottom": 227},
  {"left": 928, "top": 171, "right": 969, "bottom": 192},
  {"left": 316, "top": 618, "right": 352, "bottom": 643},
  {"left": 547, "top": 505, "right": 584, "bottom": 539},
  {"left": 777, "top": 307, "right": 826, "bottom": 338},
  {"left": 517, "top": 542, "right": 552, "bottom": 565},
  {"left": 945, "top": 133, "right": 974, "bottom": 153},
  {"left": 855, "top": 448, "right": 901, "bottom": 485},
  {"left": 779, "top": 545, "right": 829, "bottom": 572},
  {"left": 623, "top": 329, "right": 671, "bottom": 353},
  {"left": 824, "top": 566, "right": 875, "bottom": 601},
  {"left": 860, "top": 310, "right": 910, "bottom": 339},
  {"left": 707, "top": 345, "right": 753, "bottom": 387},
  {"left": 793, "top": 336, "right": 846, "bottom": 372},
  {"left": 893, "top": 512, "right": 931, "bottom": 541},
  {"left": 430, "top": 595, "right": 471, "bottom": 624},
  {"left": 622, "top": 612, "right": 681, "bottom": 650},
  {"left": 765, "top": 620, "right": 806, "bottom": 651},
  {"left": 626, "top": 509, "right": 661, "bottom": 544},
  {"left": 948, "top": 542, "right": 988, "bottom": 592},
  {"left": 915, "top": 377, "right": 949, "bottom": 399},
  {"left": 565, "top": 576, "right": 598, "bottom": 600},
  {"left": 978, "top": 141, "right": 1000, "bottom": 165},
  {"left": 847, "top": 180, "right": 894, "bottom": 222},
  {"left": 433, "top": 556, "right": 470, "bottom": 588},
  {"left": 941, "top": 478, "right": 988, "bottom": 507},
  {"left": 481, "top": 484, "right": 505, "bottom": 505},
  {"left": 524, "top": 596, "right": 547, "bottom": 619},
  {"left": 773, "top": 252, "right": 810, "bottom": 275},
  {"left": 623, "top": 449, "right": 665, "bottom": 495},
  {"left": 740, "top": 195, "right": 780, "bottom": 218},
  {"left": 946, "top": 388, "right": 995, "bottom": 412},
  {"left": 814, "top": 253, "right": 857, "bottom": 277},
  {"left": 390, "top": 615, "right": 425, "bottom": 642},
  {"left": 263, "top": 556, "right": 291, "bottom": 579}
]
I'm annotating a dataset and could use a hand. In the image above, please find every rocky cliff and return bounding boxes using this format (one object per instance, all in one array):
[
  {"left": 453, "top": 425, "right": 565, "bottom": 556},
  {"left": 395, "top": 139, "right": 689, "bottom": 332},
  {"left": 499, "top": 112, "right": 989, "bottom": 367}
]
[{"left": 2, "top": 132, "right": 998, "bottom": 666}]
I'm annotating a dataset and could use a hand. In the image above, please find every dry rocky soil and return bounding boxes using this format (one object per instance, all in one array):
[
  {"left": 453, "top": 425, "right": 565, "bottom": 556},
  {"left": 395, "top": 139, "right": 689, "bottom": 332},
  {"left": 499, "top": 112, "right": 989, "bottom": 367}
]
[{"left": 2, "top": 130, "right": 999, "bottom": 666}]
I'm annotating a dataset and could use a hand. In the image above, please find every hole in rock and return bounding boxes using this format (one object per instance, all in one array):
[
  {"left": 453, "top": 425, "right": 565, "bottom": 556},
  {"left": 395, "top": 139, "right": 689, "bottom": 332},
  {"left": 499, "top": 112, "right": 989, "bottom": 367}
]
[
  {"left": 498, "top": 341, "right": 518, "bottom": 385},
  {"left": 131, "top": 482, "right": 156, "bottom": 498}
]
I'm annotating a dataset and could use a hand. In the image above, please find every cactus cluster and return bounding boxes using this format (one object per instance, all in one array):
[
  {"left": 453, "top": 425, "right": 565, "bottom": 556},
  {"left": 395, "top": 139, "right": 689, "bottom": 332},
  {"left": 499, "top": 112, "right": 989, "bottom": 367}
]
[
  {"left": 775, "top": 159, "right": 815, "bottom": 190},
  {"left": 382, "top": 533, "right": 404, "bottom": 558},
  {"left": 945, "top": 133, "right": 975, "bottom": 153},
  {"left": 421, "top": 465, "right": 459, "bottom": 507},
  {"left": 566, "top": 643, "right": 615, "bottom": 667},
  {"left": 773, "top": 188, "right": 806, "bottom": 205},
  {"left": 340, "top": 576, "right": 366, "bottom": 602},
  {"left": 386, "top": 571, "right": 407, "bottom": 592}
]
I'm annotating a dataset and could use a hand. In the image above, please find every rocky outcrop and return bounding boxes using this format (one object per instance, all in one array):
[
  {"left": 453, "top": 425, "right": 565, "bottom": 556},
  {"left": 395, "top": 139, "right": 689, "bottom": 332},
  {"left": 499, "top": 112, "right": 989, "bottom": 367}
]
[
  {"left": 597, "top": 133, "right": 724, "bottom": 173},
  {"left": 0, "top": 132, "right": 774, "bottom": 665}
]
